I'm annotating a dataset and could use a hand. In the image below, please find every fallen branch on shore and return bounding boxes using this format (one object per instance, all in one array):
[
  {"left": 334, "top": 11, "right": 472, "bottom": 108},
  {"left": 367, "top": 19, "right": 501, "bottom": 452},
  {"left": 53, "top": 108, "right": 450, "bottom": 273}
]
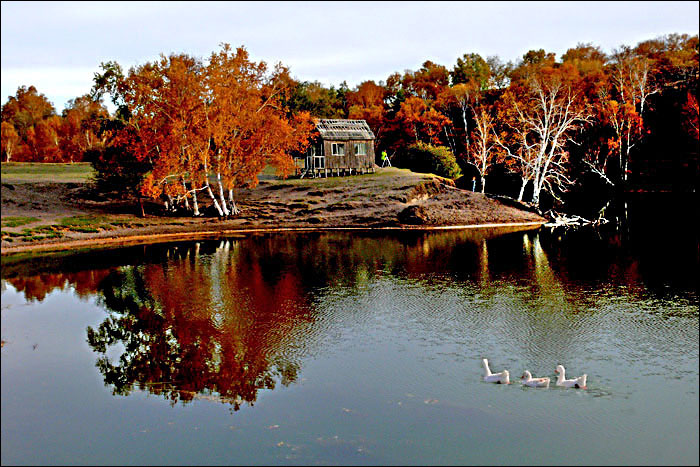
[{"left": 543, "top": 209, "right": 609, "bottom": 228}]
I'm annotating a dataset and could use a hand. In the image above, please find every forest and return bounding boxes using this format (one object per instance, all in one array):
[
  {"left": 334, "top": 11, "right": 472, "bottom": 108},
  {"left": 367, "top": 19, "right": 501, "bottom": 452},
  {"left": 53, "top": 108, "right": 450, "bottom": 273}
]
[{"left": 1, "top": 33, "right": 698, "bottom": 218}]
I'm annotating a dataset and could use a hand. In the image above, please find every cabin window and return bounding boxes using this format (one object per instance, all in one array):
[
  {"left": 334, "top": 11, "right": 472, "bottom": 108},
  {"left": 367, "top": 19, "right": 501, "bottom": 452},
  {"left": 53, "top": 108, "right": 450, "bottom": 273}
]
[
  {"left": 354, "top": 142, "right": 367, "bottom": 155},
  {"left": 331, "top": 143, "right": 345, "bottom": 156}
]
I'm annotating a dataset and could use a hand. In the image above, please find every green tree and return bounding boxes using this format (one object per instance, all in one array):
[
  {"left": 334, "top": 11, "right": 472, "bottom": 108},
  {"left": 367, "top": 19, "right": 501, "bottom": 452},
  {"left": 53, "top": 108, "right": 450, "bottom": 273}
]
[{"left": 451, "top": 53, "right": 491, "bottom": 90}]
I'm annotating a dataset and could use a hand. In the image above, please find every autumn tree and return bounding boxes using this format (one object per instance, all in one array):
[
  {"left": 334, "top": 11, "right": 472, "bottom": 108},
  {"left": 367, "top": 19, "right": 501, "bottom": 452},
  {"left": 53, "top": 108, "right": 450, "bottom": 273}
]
[
  {"left": 120, "top": 53, "right": 210, "bottom": 215},
  {"left": 203, "top": 44, "right": 313, "bottom": 216},
  {"left": 469, "top": 102, "right": 503, "bottom": 193},
  {"left": 60, "top": 95, "right": 109, "bottom": 163},
  {"left": 26, "top": 117, "right": 61, "bottom": 161},
  {"left": 89, "top": 46, "right": 312, "bottom": 217},
  {"left": 395, "top": 96, "right": 450, "bottom": 146},
  {"left": 496, "top": 67, "right": 592, "bottom": 205},
  {"left": 347, "top": 80, "right": 388, "bottom": 151},
  {"left": 446, "top": 81, "right": 482, "bottom": 160},
  {"left": 593, "top": 48, "right": 656, "bottom": 185},
  {"left": 561, "top": 43, "right": 607, "bottom": 75},
  {"left": 88, "top": 61, "right": 154, "bottom": 216},
  {"left": 402, "top": 60, "right": 450, "bottom": 100},
  {"left": 1, "top": 85, "right": 57, "bottom": 161},
  {"left": 1, "top": 121, "right": 20, "bottom": 162},
  {"left": 1, "top": 85, "right": 56, "bottom": 137}
]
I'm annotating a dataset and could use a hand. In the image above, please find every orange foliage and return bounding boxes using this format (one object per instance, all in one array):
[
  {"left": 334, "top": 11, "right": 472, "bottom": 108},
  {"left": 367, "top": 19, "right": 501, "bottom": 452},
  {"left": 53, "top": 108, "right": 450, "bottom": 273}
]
[
  {"left": 397, "top": 97, "right": 450, "bottom": 145},
  {"left": 114, "top": 45, "right": 313, "bottom": 212}
]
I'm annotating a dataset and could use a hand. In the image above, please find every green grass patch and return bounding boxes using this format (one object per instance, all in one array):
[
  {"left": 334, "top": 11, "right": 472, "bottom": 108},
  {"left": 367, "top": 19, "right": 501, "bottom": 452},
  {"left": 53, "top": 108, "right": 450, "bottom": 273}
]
[
  {"left": 1, "top": 162, "right": 94, "bottom": 183},
  {"left": 1, "top": 216, "right": 40, "bottom": 228},
  {"left": 1, "top": 225, "right": 65, "bottom": 242},
  {"left": 59, "top": 215, "right": 110, "bottom": 227},
  {"left": 19, "top": 225, "right": 65, "bottom": 239}
]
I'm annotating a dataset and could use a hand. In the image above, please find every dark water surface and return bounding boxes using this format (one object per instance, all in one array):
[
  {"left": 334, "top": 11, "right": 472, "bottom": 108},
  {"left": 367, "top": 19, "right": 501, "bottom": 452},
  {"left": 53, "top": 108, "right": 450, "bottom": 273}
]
[{"left": 2, "top": 215, "right": 698, "bottom": 465}]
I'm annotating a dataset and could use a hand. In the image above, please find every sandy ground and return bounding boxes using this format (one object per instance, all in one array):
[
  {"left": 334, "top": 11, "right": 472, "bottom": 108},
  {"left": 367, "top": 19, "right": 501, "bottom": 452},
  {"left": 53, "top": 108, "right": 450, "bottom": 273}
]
[{"left": 1, "top": 168, "right": 546, "bottom": 255}]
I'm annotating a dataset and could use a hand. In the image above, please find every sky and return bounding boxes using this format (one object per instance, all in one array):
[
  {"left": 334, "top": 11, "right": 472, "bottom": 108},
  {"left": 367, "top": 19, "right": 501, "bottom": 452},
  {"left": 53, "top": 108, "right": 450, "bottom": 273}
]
[{"left": 1, "top": 1, "right": 698, "bottom": 113}]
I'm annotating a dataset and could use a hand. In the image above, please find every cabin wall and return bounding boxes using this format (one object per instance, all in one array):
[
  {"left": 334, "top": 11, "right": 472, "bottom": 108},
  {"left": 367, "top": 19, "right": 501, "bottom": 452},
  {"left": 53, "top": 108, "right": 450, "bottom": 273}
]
[{"left": 323, "top": 139, "right": 375, "bottom": 169}]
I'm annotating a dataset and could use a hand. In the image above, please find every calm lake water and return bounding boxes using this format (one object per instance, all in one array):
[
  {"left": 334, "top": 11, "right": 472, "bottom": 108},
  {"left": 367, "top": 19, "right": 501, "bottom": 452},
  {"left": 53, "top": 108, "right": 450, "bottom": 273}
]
[{"left": 2, "top": 204, "right": 698, "bottom": 465}]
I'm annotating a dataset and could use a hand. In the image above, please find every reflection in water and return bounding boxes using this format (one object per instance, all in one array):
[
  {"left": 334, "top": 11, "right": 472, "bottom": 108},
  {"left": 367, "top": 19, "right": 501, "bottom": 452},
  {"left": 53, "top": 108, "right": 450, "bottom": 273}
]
[
  {"left": 2, "top": 224, "right": 697, "bottom": 465},
  {"left": 78, "top": 229, "right": 527, "bottom": 408},
  {"left": 86, "top": 239, "right": 309, "bottom": 410},
  {"left": 4, "top": 269, "right": 112, "bottom": 302},
  {"left": 2, "top": 225, "right": 697, "bottom": 414}
]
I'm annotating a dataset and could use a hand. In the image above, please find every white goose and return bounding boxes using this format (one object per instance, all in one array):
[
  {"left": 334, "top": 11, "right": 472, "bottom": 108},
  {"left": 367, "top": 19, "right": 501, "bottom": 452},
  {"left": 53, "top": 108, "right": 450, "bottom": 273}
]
[
  {"left": 520, "top": 370, "right": 550, "bottom": 388},
  {"left": 482, "top": 358, "right": 510, "bottom": 384},
  {"left": 554, "top": 364, "right": 587, "bottom": 389}
]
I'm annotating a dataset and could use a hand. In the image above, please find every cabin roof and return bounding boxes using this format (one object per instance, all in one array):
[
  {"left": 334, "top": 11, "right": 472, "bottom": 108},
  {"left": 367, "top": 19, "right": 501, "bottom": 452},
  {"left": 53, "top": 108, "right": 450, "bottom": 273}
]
[{"left": 315, "top": 119, "right": 375, "bottom": 141}]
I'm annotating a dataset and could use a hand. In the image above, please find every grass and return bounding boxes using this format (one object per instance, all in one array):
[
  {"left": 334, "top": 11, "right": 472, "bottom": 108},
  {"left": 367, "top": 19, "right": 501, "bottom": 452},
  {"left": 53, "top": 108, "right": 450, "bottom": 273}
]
[
  {"left": 1, "top": 216, "right": 40, "bottom": 228},
  {"left": 1, "top": 215, "right": 119, "bottom": 242},
  {"left": 60, "top": 215, "right": 120, "bottom": 233},
  {"left": 59, "top": 214, "right": 110, "bottom": 227},
  {"left": 1, "top": 225, "right": 64, "bottom": 242},
  {"left": 1, "top": 162, "right": 94, "bottom": 183}
]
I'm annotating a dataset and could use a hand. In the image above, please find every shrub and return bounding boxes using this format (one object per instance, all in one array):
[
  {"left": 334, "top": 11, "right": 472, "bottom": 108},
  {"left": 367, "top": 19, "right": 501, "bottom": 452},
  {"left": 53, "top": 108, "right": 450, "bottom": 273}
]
[
  {"left": 398, "top": 143, "right": 462, "bottom": 179},
  {"left": 86, "top": 145, "right": 150, "bottom": 195}
]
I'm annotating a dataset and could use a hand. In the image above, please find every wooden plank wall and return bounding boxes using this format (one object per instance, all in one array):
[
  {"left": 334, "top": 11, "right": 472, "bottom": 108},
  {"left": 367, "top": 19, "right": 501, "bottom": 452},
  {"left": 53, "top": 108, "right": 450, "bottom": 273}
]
[{"left": 322, "top": 140, "right": 375, "bottom": 169}]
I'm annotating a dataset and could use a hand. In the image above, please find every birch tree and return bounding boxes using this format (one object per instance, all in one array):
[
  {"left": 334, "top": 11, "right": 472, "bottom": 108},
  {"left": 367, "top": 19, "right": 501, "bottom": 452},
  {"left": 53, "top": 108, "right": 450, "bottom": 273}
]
[
  {"left": 1, "top": 121, "right": 19, "bottom": 162},
  {"left": 119, "top": 53, "right": 208, "bottom": 214},
  {"left": 469, "top": 103, "right": 502, "bottom": 193},
  {"left": 601, "top": 49, "right": 660, "bottom": 184},
  {"left": 204, "top": 44, "right": 313, "bottom": 217},
  {"left": 496, "top": 71, "right": 591, "bottom": 205},
  {"left": 108, "top": 45, "right": 312, "bottom": 217}
]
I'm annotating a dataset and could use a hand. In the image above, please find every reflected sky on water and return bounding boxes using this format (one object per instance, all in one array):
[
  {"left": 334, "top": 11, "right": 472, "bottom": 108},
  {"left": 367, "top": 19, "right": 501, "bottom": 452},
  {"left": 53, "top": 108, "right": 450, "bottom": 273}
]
[{"left": 2, "top": 224, "right": 698, "bottom": 465}]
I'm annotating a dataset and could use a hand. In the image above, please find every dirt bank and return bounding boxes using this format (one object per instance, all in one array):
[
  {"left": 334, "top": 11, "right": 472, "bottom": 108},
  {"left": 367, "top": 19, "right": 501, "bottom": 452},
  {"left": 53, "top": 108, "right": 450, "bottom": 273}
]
[{"left": 1, "top": 168, "right": 546, "bottom": 255}]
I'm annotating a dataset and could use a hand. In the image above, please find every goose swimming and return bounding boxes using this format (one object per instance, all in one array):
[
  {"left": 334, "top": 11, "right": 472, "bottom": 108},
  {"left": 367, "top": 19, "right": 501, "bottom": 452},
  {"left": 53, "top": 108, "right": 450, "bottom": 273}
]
[
  {"left": 554, "top": 364, "right": 587, "bottom": 389},
  {"left": 482, "top": 358, "right": 510, "bottom": 384},
  {"left": 520, "top": 370, "right": 550, "bottom": 388}
]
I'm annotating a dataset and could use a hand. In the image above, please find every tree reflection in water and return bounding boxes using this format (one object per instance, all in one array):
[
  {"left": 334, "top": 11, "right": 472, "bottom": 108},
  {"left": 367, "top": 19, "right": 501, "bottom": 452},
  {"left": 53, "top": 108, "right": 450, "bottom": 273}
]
[
  {"left": 82, "top": 230, "right": 524, "bottom": 409},
  {"left": 87, "top": 239, "right": 308, "bottom": 410},
  {"left": 10, "top": 225, "right": 675, "bottom": 411}
]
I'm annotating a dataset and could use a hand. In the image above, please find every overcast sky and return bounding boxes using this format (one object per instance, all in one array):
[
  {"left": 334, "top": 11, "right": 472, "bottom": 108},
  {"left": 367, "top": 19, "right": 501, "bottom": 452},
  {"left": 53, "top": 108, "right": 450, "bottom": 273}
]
[{"left": 1, "top": 1, "right": 698, "bottom": 112}]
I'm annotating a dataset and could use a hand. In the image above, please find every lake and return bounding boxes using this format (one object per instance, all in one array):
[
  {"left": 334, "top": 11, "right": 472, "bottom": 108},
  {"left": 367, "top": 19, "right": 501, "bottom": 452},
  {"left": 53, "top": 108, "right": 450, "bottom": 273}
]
[{"left": 1, "top": 206, "right": 698, "bottom": 465}]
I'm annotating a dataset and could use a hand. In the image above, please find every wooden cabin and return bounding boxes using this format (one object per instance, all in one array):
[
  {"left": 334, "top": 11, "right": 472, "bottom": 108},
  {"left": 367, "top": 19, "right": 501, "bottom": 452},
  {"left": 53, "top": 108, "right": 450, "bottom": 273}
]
[{"left": 298, "top": 119, "right": 376, "bottom": 178}]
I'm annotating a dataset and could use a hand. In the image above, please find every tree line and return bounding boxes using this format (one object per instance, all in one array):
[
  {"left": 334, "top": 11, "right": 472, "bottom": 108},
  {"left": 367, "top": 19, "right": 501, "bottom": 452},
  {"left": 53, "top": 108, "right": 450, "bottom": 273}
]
[{"left": 1, "top": 34, "right": 698, "bottom": 215}]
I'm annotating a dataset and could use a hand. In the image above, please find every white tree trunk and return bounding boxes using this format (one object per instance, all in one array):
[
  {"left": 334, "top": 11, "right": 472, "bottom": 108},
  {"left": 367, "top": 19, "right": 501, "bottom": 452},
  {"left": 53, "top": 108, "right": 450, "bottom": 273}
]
[
  {"left": 480, "top": 176, "right": 486, "bottom": 194},
  {"left": 216, "top": 172, "right": 230, "bottom": 216},
  {"left": 192, "top": 188, "right": 200, "bottom": 216},
  {"left": 461, "top": 107, "right": 469, "bottom": 158},
  {"left": 518, "top": 177, "right": 527, "bottom": 202},
  {"left": 206, "top": 184, "right": 224, "bottom": 217}
]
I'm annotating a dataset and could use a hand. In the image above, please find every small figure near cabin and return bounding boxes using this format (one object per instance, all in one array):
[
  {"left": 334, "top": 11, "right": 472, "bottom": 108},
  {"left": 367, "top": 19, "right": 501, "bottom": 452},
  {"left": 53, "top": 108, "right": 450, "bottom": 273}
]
[{"left": 381, "top": 150, "right": 392, "bottom": 168}]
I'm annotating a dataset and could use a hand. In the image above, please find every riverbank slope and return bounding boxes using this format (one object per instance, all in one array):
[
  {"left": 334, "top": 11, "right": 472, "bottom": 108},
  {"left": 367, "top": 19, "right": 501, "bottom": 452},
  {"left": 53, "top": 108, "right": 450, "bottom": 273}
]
[{"left": 1, "top": 166, "right": 546, "bottom": 255}]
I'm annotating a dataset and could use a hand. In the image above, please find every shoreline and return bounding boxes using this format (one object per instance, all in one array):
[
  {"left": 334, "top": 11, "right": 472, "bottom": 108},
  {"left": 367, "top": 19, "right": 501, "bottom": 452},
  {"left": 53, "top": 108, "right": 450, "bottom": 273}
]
[
  {"left": 2, "top": 167, "right": 547, "bottom": 259},
  {"left": 1, "top": 221, "right": 545, "bottom": 257}
]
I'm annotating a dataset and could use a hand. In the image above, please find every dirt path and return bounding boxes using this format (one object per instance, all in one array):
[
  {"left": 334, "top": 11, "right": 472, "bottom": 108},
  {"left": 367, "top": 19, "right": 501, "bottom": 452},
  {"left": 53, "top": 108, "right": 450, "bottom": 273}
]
[{"left": 1, "top": 168, "right": 546, "bottom": 255}]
